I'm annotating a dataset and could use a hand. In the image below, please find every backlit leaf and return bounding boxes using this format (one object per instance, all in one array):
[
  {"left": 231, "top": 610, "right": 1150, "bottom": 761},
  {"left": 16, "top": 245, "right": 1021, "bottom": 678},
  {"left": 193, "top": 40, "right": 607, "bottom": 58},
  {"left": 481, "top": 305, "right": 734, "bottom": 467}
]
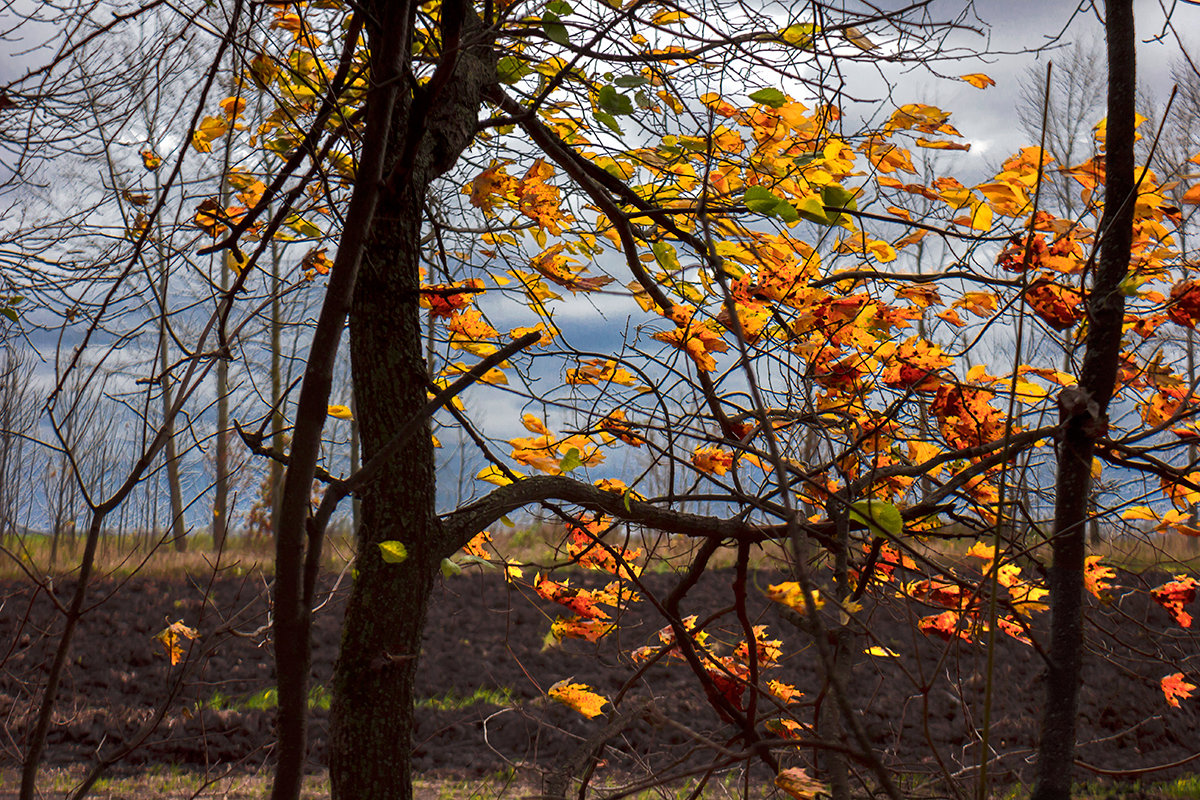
[
  {"left": 1162, "top": 673, "right": 1196, "bottom": 708},
  {"left": 377, "top": 540, "right": 409, "bottom": 564},
  {"left": 154, "top": 621, "right": 199, "bottom": 666},
  {"left": 548, "top": 679, "right": 608, "bottom": 718},
  {"left": 748, "top": 87, "right": 786, "bottom": 108},
  {"left": 960, "top": 72, "right": 996, "bottom": 89}
]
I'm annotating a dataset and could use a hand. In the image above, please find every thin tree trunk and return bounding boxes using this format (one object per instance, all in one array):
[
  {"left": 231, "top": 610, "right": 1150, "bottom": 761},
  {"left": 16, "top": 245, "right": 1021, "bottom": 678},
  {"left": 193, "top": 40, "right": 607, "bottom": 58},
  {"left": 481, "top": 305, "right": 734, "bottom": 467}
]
[
  {"left": 160, "top": 248, "right": 187, "bottom": 552},
  {"left": 270, "top": 235, "right": 285, "bottom": 540},
  {"left": 1032, "top": 3, "right": 1135, "bottom": 798}
]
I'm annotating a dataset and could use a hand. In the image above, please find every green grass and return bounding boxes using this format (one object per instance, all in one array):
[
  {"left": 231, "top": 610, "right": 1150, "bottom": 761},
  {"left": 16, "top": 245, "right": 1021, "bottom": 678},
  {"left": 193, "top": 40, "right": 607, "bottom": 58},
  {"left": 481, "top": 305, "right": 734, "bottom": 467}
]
[
  {"left": 415, "top": 686, "right": 513, "bottom": 711},
  {"left": 194, "top": 685, "right": 332, "bottom": 713},
  {"left": 193, "top": 684, "right": 513, "bottom": 715},
  {"left": 996, "top": 776, "right": 1200, "bottom": 800}
]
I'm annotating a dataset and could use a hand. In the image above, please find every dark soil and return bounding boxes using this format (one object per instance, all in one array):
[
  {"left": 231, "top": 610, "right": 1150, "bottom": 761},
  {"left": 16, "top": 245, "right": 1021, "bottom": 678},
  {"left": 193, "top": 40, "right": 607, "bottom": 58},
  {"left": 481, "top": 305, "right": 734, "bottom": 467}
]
[{"left": 2, "top": 564, "right": 1198, "bottom": 793}]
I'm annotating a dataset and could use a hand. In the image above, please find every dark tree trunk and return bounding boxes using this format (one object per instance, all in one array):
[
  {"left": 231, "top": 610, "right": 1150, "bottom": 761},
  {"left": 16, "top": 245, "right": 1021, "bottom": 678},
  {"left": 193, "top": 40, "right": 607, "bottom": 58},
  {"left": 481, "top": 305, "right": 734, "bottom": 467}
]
[
  {"left": 1031, "top": 2, "right": 1135, "bottom": 799},
  {"left": 325, "top": 4, "right": 494, "bottom": 798}
]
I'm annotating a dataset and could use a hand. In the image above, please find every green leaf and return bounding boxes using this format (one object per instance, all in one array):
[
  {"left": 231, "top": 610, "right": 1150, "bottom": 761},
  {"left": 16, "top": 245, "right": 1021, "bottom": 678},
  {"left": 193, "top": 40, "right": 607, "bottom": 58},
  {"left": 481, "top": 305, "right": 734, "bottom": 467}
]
[
  {"left": 651, "top": 240, "right": 680, "bottom": 271},
  {"left": 614, "top": 75, "right": 649, "bottom": 88},
  {"left": 440, "top": 558, "right": 463, "bottom": 578},
  {"left": 821, "top": 183, "right": 858, "bottom": 225},
  {"left": 597, "top": 85, "right": 634, "bottom": 116},
  {"left": 377, "top": 540, "right": 409, "bottom": 564},
  {"left": 546, "top": 0, "right": 572, "bottom": 13},
  {"left": 497, "top": 56, "right": 531, "bottom": 85},
  {"left": 742, "top": 186, "right": 798, "bottom": 222},
  {"left": 748, "top": 87, "right": 787, "bottom": 108},
  {"left": 0, "top": 307, "right": 16, "bottom": 323},
  {"left": 742, "top": 185, "right": 779, "bottom": 214},
  {"left": 796, "top": 195, "right": 832, "bottom": 224},
  {"left": 542, "top": 11, "right": 569, "bottom": 45},
  {"left": 559, "top": 447, "right": 584, "bottom": 473},
  {"left": 848, "top": 500, "right": 904, "bottom": 539},
  {"left": 594, "top": 110, "right": 622, "bottom": 134},
  {"left": 284, "top": 214, "right": 323, "bottom": 238}
]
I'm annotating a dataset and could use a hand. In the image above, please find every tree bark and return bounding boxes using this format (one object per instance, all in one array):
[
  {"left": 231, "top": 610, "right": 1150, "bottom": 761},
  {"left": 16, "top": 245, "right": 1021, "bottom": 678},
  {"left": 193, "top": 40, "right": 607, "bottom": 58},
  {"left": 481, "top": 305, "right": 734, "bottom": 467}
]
[
  {"left": 1032, "top": 2, "right": 1135, "bottom": 798},
  {"left": 327, "top": 4, "right": 493, "bottom": 797}
]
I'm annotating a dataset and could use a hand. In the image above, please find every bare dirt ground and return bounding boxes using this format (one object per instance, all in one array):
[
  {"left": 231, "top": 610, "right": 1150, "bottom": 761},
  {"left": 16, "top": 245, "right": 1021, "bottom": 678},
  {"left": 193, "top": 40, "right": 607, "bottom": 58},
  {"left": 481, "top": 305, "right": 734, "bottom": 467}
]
[{"left": 2, "top": 565, "right": 1198, "bottom": 796}]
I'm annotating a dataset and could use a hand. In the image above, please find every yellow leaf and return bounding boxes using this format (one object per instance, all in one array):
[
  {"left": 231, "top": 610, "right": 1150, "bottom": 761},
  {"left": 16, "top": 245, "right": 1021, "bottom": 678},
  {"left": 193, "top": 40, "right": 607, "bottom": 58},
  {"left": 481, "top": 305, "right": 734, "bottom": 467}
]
[
  {"left": 548, "top": 679, "right": 608, "bottom": 718},
  {"left": 477, "top": 465, "right": 521, "bottom": 486},
  {"left": 327, "top": 405, "right": 353, "bottom": 420},
  {"left": 959, "top": 73, "right": 996, "bottom": 89},
  {"left": 864, "top": 645, "right": 899, "bottom": 657},
  {"left": 1122, "top": 505, "right": 1159, "bottom": 522},
  {"left": 766, "top": 582, "right": 823, "bottom": 613},
  {"left": 651, "top": 9, "right": 689, "bottom": 24}
]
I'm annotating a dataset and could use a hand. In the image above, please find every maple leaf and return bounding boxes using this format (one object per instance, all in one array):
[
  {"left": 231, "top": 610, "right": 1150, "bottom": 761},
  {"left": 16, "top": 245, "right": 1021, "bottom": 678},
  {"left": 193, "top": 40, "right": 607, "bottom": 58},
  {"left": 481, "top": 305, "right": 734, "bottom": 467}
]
[
  {"left": 548, "top": 679, "right": 608, "bottom": 718},
  {"left": 535, "top": 574, "right": 611, "bottom": 619},
  {"left": 447, "top": 309, "right": 499, "bottom": 356},
  {"left": 706, "top": 656, "right": 750, "bottom": 711},
  {"left": 468, "top": 163, "right": 516, "bottom": 213},
  {"left": 996, "top": 616, "right": 1032, "bottom": 645},
  {"left": 598, "top": 409, "right": 642, "bottom": 447},
  {"left": 1151, "top": 577, "right": 1198, "bottom": 627},
  {"left": 529, "top": 244, "right": 613, "bottom": 293},
  {"left": 1026, "top": 278, "right": 1084, "bottom": 331},
  {"left": 768, "top": 680, "right": 804, "bottom": 704},
  {"left": 1161, "top": 673, "right": 1196, "bottom": 708},
  {"left": 692, "top": 446, "right": 734, "bottom": 475},
  {"left": 154, "top": 620, "right": 199, "bottom": 666},
  {"left": 653, "top": 310, "right": 729, "bottom": 372},
  {"left": 566, "top": 516, "right": 642, "bottom": 577},
  {"left": 1084, "top": 555, "right": 1116, "bottom": 600},
  {"left": 881, "top": 337, "right": 952, "bottom": 392},
  {"left": 1167, "top": 280, "right": 1200, "bottom": 328},
  {"left": 421, "top": 279, "right": 484, "bottom": 318},
  {"left": 918, "top": 610, "right": 971, "bottom": 641},
  {"left": 765, "top": 582, "right": 823, "bottom": 613},
  {"left": 462, "top": 531, "right": 492, "bottom": 558},
  {"left": 732, "top": 625, "right": 782, "bottom": 668},
  {"left": 550, "top": 616, "right": 616, "bottom": 642},
  {"left": 300, "top": 248, "right": 333, "bottom": 277}
]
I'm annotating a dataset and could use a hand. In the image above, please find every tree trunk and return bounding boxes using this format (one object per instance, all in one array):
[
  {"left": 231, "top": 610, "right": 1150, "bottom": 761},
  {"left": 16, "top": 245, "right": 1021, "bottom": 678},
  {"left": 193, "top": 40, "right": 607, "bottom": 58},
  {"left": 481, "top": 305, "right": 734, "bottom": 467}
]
[
  {"left": 1032, "top": 2, "right": 1135, "bottom": 798},
  {"left": 326, "top": 4, "right": 494, "bottom": 797}
]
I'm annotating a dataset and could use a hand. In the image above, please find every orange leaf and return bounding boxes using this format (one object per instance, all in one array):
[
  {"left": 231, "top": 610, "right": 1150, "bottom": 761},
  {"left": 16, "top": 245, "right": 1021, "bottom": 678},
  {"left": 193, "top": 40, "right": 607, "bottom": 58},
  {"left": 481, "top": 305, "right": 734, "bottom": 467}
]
[
  {"left": 154, "top": 620, "right": 199, "bottom": 666},
  {"left": 775, "top": 767, "right": 828, "bottom": 800},
  {"left": 960, "top": 72, "right": 996, "bottom": 89},
  {"left": 1151, "top": 577, "right": 1198, "bottom": 627},
  {"left": 548, "top": 679, "right": 608, "bottom": 718},
  {"left": 1161, "top": 673, "right": 1196, "bottom": 708},
  {"left": 692, "top": 445, "right": 734, "bottom": 475},
  {"left": 1084, "top": 556, "right": 1116, "bottom": 600}
]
